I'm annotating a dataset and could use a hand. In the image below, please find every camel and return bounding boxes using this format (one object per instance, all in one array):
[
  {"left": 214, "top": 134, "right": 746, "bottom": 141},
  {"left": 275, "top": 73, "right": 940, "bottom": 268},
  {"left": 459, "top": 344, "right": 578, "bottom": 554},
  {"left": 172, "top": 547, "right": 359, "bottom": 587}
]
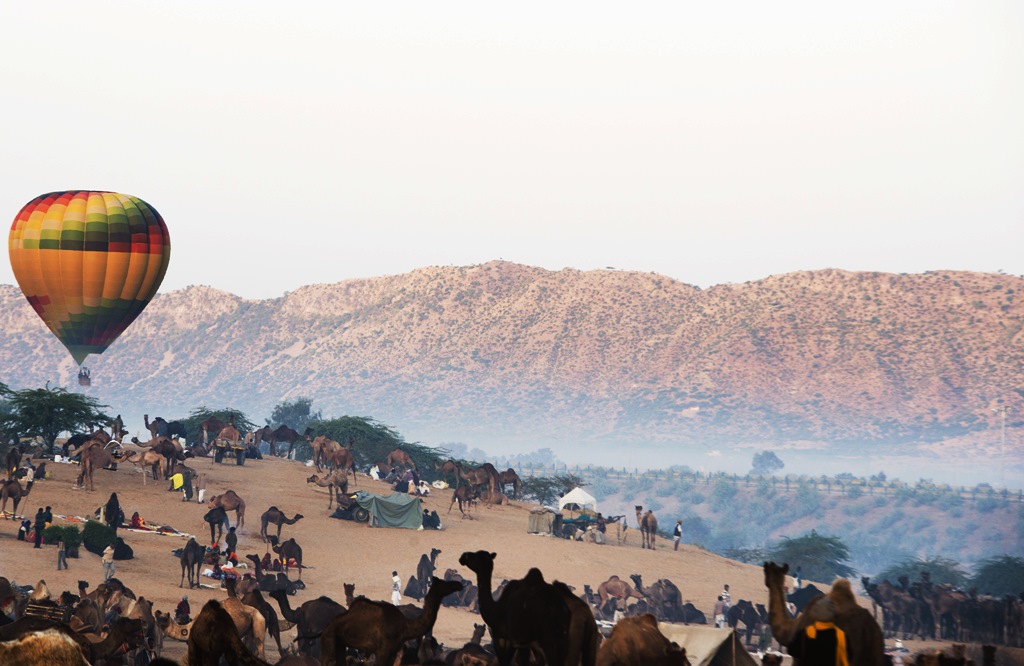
[
  {"left": 0, "top": 479, "right": 33, "bottom": 518},
  {"left": 268, "top": 589, "right": 345, "bottom": 657},
  {"left": 130, "top": 435, "right": 183, "bottom": 478},
  {"left": 249, "top": 426, "right": 273, "bottom": 454},
  {"left": 259, "top": 507, "right": 304, "bottom": 543},
  {"left": 596, "top": 613, "right": 689, "bottom": 666},
  {"left": 918, "top": 572, "right": 969, "bottom": 641},
  {"left": 457, "top": 462, "right": 501, "bottom": 496},
  {"left": 630, "top": 574, "right": 686, "bottom": 623},
  {"left": 199, "top": 416, "right": 227, "bottom": 446},
  {"left": 417, "top": 548, "right": 443, "bottom": 594},
  {"left": 460, "top": 550, "right": 574, "bottom": 666},
  {"left": 208, "top": 490, "right": 246, "bottom": 529},
  {"left": 75, "top": 439, "right": 120, "bottom": 491},
  {"left": 598, "top": 575, "right": 647, "bottom": 608},
  {"left": 268, "top": 425, "right": 313, "bottom": 459},
  {"left": 0, "top": 629, "right": 91, "bottom": 665},
  {"left": 178, "top": 599, "right": 270, "bottom": 666},
  {"left": 144, "top": 414, "right": 186, "bottom": 440},
  {"left": 306, "top": 471, "right": 349, "bottom": 509},
  {"left": 434, "top": 459, "right": 460, "bottom": 487},
  {"left": 77, "top": 616, "right": 149, "bottom": 663},
  {"left": 635, "top": 506, "right": 658, "bottom": 550},
  {"left": 763, "top": 562, "right": 885, "bottom": 666},
  {"left": 179, "top": 538, "right": 205, "bottom": 588},
  {"left": 5, "top": 447, "right": 21, "bottom": 478},
  {"left": 159, "top": 596, "right": 267, "bottom": 660},
  {"left": 449, "top": 485, "right": 480, "bottom": 517},
  {"left": 386, "top": 448, "right": 416, "bottom": 470},
  {"left": 120, "top": 448, "right": 165, "bottom": 482},
  {"left": 309, "top": 435, "right": 343, "bottom": 471},
  {"left": 203, "top": 506, "right": 230, "bottom": 544},
  {"left": 272, "top": 538, "right": 303, "bottom": 578},
  {"left": 244, "top": 554, "right": 304, "bottom": 596},
  {"left": 320, "top": 576, "right": 463, "bottom": 666},
  {"left": 224, "top": 577, "right": 287, "bottom": 657},
  {"left": 498, "top": 468, "right": 523, "bottom": 499}
]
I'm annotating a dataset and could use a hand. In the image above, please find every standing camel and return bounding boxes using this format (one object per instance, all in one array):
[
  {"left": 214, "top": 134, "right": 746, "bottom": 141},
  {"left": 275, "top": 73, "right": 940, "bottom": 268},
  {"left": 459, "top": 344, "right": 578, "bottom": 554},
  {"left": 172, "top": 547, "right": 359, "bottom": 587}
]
[
  {"left": 0, "top": 479, "right": 34, "bottom": 518},
  {"left": 179, "top": 538, "right": 205, "bottom": 589},
  {"left": 498, "top": 468, "right": 523, "bottom": 499},
  {"left": 386, "top": 448, "right": 416, "bottom": 470},
  {"left": 208, "top": 490, "right": 246, "bottom": 530},
  {"left": 306, "top": 471, "right": 349, "bottom": 509},
  {"left": 259, "top": 507, "right": 304, "bottom": 543},
  {"left": 635, "top": 505, "right": 658, "bottom": 550},
  {"left": 272, "top": 538, "right": 304, "bottom": 579},
  {"left": 319, "top": 577, "right": 463, "bottom": 666},
  {"left": 763, "top": 561, "right": 885, "bottom": 666},
  {"left": 203, "top": 506, "right": 230, "bottom": 545},
  {"left": 269, "top": 425, "right": 313, "bottom": 459},
  {"left": 434, "top": 459, "right": 460, "bottom": 487}
]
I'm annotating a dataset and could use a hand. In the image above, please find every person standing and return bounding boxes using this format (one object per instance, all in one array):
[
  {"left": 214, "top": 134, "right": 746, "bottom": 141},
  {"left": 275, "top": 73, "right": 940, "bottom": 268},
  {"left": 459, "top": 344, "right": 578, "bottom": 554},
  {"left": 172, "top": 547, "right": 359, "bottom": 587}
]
[
  {"left": 43, "top": 506, "right": 53, "bottom": 526},
  {"left": 33, "top": 507, "right": 46, "bottom": 548},
  {"left": 713, "top": 595, "right": 727, "bottom": 628},
  {"left": 102, "top": 544, "right": 115, "bottom": 581},
  {"left": 673, "top": 520, "right": 683, "bottom": 551},
  {"left": 391, "top": 571, "right": 402, "bottom": 606},
  {"left": 721, "top": 584, "right": 731, "bottom": 610},
  {"left": 195, "top": 473, "right": 207, "bottom": 504},
  {"left": 57, "top": 534, "right": 68, "bottom": 570}
]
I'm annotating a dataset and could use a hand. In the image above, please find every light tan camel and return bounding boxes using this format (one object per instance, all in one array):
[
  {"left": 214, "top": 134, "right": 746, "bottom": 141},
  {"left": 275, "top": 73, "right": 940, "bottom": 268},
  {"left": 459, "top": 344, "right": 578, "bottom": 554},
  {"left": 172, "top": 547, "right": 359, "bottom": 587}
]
[
  {"left": 597, "top": 576, "right": 647, "bottom": 606},
  {"left": 635, "top": 505, "right": 658, "bottom": 550},
  {"left": 309, "top": 436, "right": 344, "bottom": 472},
  {"left": 120, "top": 449, "right": 165, "bottom": 483},
  {"left": 259, "top": 507, "right": 304, "bottom": 542},
  {"left": 208, "top": 490, "right": 246, "bottom": 529},
  {"left": 596, "top": 613, "right": 689, "bottom": 666},
  {"left": 321, "top": 447, "right": 357, "bottom": 486},
  {"left": 763, "top": 562, "right": 885, "bottom": 666},
  {"left": 0, "top": 629, "right": 91, "bottom": 665},
  {"left": 306, "top": 471, "right": 349, "bottom": 509},
  {"left": 386, "top": 448, "right": 416, "bottom": 470},
  {"left": 319, "top": 577, "right": 463, "bottom": 666}
]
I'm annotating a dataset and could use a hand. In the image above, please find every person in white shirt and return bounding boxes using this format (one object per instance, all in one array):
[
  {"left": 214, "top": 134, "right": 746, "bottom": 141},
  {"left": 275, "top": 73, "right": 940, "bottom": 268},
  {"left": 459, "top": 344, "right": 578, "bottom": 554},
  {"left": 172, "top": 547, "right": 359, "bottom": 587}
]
[{"left": 391, "top": 571, "right": 402, "bottom": 605}]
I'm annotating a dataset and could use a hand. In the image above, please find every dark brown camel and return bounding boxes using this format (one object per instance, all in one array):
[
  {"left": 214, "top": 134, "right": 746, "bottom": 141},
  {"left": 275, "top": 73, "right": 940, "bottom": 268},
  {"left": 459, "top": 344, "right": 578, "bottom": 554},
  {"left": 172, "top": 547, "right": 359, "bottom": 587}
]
[
  {"left": 417, "top": 548, "right": 442, "bottom": 593},
  {"left": 306, "top": 471, "right": 349, "bottom": 509},
  {"left": 244, "top": 554, "right": 302, "bottom": 595},
  {"left": 449, "top": 485, "right": 480, "bottom": 517},
  {"left": 5, "top": 447, "right": 21, "bottom": 478},
  {"left": 75, "top": 438, "right": 119, "bottom": 491},
  {"left": 187, "top": 599, "right": 271, "bottom": 666},
  {"left": 457, "top": 462, "right": 501, "bottom": 496},
  {"left": 630, "top": 574, "right": 685, "bottom": 623},
  {"left": 764, "top": 561, "right": 885, "bottom": 666},
  {"left": 386, "top": 448, "right": 416, "bottom": 470},
  {"left": 635, "top": 505, "right": 658, "bottom": 550},
  {"left": 77, "top": 616, "right": 149, "bottom": 664},
  {"left": 259, "top": 507, "right": 304, "bottom": 542},
  {"left": 203, "top": 506, "right": 229, "bottom": 545},
  {"left": 179, "top": 538, "right": 205, "bottom": 588},
  {"left": 199, "top": 417, "right": 227, "bottom": 446},
  {"left": 0, "top": 479, "right": 33, "bottom": 518},
  {"left": 269, "top": 425, "right": 314, "bottom": 459},
  {"left": 498, "top": 468, "right": 523, "bottom": 499},
  {"left": 320, "top": 577, "right": 463, "bottom": 666},
  {"left": 596, "top": 613, "right": 689, "bottom": 666},
  {"left": 208, "top": 490, "right": 246, "bottom": 529},
  {"left": 272, "top": 538, "right": 303, "bottom": 578},
  {"left": 268, "top": 589, "right": 345, "bottom": 657},
  {"left": 249, "top": 426, "right": 273, "bottom": 454},
  {"left": 226, "top": 577, "right": 287, "bottom": 657},
  {"left": 460, "top": 550, "right": 573, "bottom": 666}
]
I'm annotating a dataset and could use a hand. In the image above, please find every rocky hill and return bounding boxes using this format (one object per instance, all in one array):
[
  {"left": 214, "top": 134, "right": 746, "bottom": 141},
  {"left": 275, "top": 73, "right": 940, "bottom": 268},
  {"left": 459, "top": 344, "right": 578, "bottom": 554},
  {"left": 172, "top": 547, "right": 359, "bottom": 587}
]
[{"left": 1, "top": 262, "right": 1021, "bottom": 458}]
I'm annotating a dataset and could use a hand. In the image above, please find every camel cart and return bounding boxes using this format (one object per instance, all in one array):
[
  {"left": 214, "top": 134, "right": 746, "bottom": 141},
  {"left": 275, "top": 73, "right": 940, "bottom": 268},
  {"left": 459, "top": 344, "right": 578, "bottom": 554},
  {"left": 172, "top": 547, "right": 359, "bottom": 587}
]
[{"left": 212, "top": 438, "right": 246, "bottom": 466}]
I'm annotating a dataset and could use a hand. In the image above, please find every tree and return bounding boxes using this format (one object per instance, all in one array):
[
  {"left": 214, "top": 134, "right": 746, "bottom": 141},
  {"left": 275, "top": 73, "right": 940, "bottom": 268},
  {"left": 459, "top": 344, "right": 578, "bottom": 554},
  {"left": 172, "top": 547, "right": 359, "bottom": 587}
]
[
  {"left": 769, "top": 530, "right": 855, "bottom": 582},
  {"left": 267, "top": 397, "right": 321, "bottom": 432},
  {"left": 877, "top": 556, "right": 967, "bottom": 588},
  {"left": 0, "top": 385, "right": 110, "bottom": 447},
  {"left": 971, "top": 556, "right": 1024, "bottom": 597},
  {"left": 520, "top": 473, "right": 587, "bottom": 506},
  {"left": 751, "top": 450, "right": 784, "bottom": 475}
]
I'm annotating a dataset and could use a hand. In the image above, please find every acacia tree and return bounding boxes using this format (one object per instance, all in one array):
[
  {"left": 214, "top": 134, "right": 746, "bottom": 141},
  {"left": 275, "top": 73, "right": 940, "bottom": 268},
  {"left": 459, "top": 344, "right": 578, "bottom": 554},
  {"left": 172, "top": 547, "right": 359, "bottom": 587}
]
[
  {"left": 751, "top": 450, "right": 784, "bottom": 475},
  {"left": 769, "top": 529, "right": 855, "bottom": 582},
  {"left": 267, "top": 397, "right": 321, "bottom": 432},
  {"left": 972, "top": 556, "right": 1024, "bottom": 597},
  {"left": 520, "top": 473, "right": 587, "bottom": 506},
  {"left": 0, "top": 385, "right": 110, "bottom": 447}
]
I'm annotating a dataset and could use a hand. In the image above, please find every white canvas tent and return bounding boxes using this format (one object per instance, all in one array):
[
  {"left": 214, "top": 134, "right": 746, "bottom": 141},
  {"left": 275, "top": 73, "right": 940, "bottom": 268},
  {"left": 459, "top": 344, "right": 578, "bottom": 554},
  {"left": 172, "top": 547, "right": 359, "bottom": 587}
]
[
  {"left": 558, "top": 487, "right": 598, "bottom": 513},
  {"left": 657, "top": 624, "right": 758, "bottom": 666}
]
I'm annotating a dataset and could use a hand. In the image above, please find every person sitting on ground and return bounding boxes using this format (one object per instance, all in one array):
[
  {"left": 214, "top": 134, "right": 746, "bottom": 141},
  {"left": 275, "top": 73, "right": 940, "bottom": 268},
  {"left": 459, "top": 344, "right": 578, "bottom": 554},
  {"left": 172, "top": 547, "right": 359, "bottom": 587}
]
[
  {"left": 261, "top": 552, "right": 273, "bottom": 571},
  {"left": 174, "top": 595, "right": 191, "bottom": 624},
  {"left": 129, "top": 512, "right": 145, "bottom": 530},
  {"left": 167, "top": 472, "right": 185, "bottom": 494}
]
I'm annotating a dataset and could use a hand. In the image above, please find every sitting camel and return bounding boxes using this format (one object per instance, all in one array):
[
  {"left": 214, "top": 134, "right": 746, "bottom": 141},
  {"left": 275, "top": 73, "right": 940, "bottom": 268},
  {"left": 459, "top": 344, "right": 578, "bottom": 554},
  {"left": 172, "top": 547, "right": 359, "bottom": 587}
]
[
  {"left": 596, "top": 613, "right": 689, "bottom": 666},
  {"left": 259, "top": 507, "right": 303, "bottom": 543},
  {"left": 208, "top": 490, "right": 246, "bottom": 530},
  {"left": 763, "top": 562, "right": 885, "bottom": 666},
  {"left": 319, "top": 577, "right": 463, "bottom": 666},
  {"left": 599, "top": 575, "right": 647, "bottom": 608},
  {"left": 306, "top": 471, "right": 349, "bottom": 509}
]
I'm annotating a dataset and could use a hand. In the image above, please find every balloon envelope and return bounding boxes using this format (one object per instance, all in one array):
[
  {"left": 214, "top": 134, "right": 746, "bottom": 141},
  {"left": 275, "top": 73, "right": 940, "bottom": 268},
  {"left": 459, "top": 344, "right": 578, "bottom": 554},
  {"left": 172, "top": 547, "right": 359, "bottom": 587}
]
[{"left": 8, "top": 191, "right": 171, "bottom": 364}]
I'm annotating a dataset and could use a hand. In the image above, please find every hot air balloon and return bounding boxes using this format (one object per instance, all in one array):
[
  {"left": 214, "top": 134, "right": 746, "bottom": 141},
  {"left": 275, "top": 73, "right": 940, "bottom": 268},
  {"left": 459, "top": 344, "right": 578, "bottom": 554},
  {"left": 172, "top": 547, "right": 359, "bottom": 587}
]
[{"left": 8, "top": 191, "right": 171, "bottom": 374}]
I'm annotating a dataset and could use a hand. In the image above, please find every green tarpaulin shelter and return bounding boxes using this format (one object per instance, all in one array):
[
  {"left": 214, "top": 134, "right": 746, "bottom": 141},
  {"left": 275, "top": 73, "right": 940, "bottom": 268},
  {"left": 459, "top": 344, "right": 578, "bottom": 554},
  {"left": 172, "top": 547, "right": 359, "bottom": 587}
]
[{"left": 354, "top": 491, "right": 423, "bottom": 529}]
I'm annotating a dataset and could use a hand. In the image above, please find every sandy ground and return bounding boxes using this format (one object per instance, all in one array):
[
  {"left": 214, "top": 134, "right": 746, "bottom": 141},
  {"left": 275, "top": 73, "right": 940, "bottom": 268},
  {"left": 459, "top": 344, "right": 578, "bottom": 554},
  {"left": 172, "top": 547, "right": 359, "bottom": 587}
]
[{"left": 0, "top": 454, "right": 1018, "bottom": 664}]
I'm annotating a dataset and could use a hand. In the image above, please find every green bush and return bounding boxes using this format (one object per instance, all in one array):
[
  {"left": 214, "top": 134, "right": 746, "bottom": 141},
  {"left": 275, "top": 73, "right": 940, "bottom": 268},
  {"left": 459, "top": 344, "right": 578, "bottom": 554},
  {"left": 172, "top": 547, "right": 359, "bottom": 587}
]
[
  {"left": 42, "top": 525, "right": 63, "bottom": 545},
  {"left": 82, "top": 520, "right": 115, "bottom": 555}
]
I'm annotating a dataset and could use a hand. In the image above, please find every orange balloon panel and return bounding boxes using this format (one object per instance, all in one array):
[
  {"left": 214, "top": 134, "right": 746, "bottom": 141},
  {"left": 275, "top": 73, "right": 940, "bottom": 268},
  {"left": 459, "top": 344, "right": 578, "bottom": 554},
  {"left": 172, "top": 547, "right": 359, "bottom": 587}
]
[{"left": 8, "top": 191, "right": 171, "bottom": 364}]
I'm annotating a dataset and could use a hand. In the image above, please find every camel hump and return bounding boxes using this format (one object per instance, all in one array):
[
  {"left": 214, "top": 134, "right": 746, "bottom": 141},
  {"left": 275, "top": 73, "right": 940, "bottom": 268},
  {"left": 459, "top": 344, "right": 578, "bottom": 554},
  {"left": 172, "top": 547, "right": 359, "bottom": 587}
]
[
  {"left": 524, "top": 568, "right": 546, "bottom": 584},
  {"left": 267, "top": 506, "right": 278, "bottom": 512}
]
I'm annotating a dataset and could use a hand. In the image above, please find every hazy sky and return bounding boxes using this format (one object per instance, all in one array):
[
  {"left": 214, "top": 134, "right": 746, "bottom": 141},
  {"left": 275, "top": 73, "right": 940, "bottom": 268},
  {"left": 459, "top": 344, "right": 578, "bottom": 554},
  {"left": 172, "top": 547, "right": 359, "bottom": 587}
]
[{"left": 2, "top": 2, "right": 1021, "bottom": 300}]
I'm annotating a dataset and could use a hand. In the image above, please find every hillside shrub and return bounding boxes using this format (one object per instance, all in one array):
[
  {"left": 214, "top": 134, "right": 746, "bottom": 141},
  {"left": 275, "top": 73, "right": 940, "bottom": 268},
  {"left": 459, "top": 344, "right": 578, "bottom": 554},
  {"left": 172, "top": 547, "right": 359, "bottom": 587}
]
[{"left": 82, "top": 520, "right": 116, "bottom": 555}]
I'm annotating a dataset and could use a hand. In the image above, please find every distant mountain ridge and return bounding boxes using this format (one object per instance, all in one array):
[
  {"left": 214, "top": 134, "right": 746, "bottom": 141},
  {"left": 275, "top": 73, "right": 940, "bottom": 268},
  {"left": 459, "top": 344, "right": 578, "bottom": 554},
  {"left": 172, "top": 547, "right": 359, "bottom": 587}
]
[{"left": 1, "top": 261, "right": 1021, "bottom": 457}]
